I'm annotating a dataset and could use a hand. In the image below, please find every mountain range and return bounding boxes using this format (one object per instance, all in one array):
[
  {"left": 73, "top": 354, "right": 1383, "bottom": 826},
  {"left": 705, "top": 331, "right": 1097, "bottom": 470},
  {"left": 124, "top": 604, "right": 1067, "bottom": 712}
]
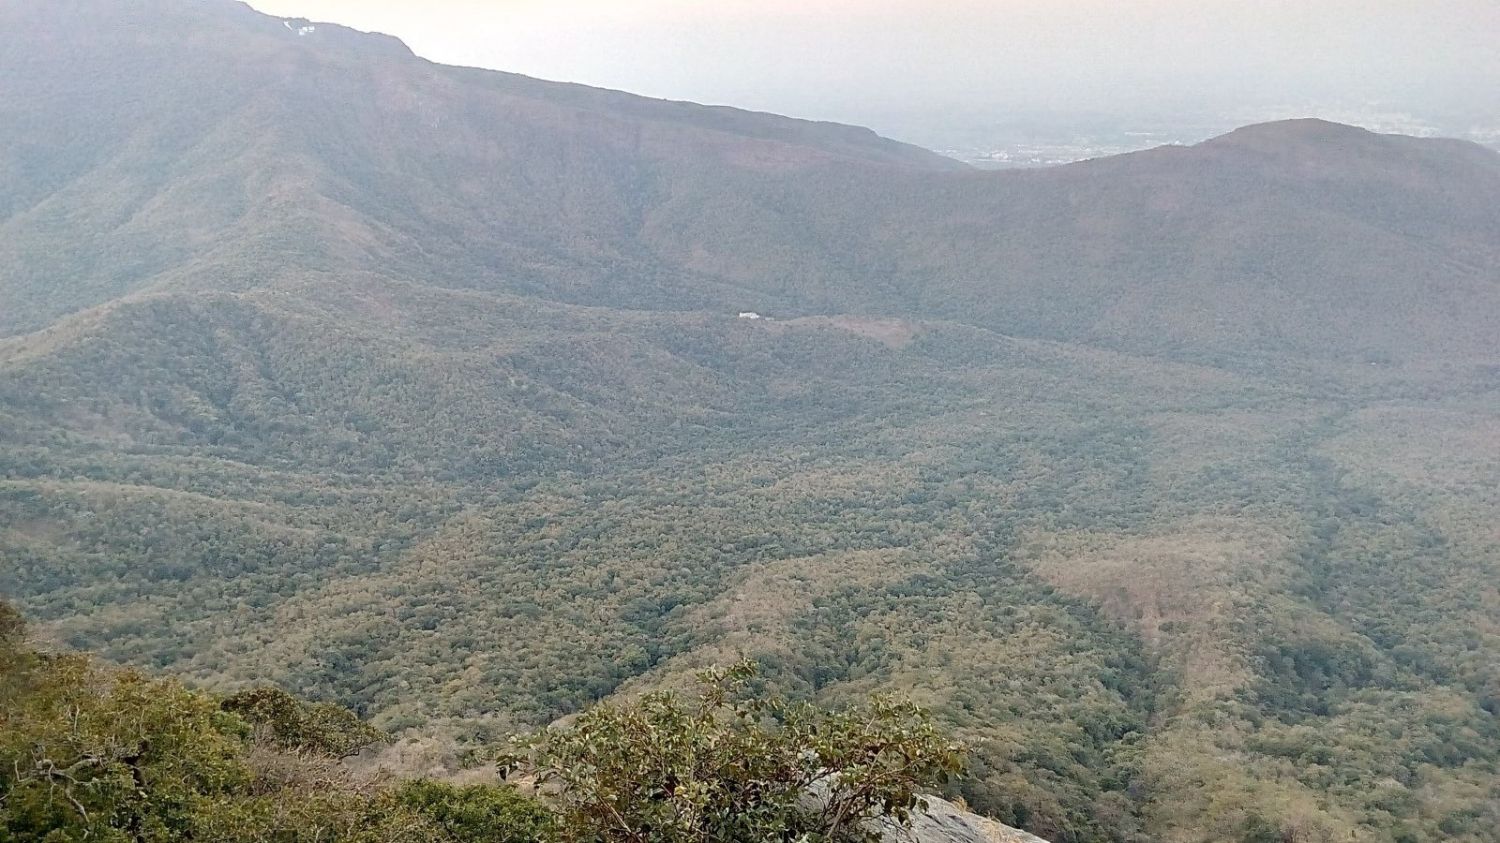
[{"left": 2, "top": 1, "right": 1498, "bottom": 842}]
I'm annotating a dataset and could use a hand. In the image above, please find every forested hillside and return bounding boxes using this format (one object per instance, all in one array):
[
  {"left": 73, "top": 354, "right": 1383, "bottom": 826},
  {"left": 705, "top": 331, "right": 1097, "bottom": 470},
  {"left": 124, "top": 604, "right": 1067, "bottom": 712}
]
[{"left": 1, "top": 1, "right": 1498, "bottom": 842}]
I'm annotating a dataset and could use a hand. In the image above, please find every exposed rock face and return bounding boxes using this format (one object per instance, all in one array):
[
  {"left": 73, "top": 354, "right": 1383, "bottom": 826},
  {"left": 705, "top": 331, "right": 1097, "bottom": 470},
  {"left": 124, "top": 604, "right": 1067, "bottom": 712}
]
[{"left": 887, "top": 796, "right": 1051, "bottom": 843}]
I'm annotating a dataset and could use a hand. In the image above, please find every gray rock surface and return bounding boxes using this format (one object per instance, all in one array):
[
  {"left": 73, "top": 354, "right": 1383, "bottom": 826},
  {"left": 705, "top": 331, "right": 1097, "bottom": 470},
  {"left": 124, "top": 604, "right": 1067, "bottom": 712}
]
[{"left": 886, "top": 796, "right": 1051, "bottom": 843}]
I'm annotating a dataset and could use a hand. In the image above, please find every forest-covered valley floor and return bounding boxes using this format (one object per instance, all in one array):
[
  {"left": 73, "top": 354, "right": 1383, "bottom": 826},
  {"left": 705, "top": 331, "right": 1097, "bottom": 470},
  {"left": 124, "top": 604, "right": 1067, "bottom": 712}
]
[{"left": 4, "top": 283, "right": 1497, "bottom": 842}]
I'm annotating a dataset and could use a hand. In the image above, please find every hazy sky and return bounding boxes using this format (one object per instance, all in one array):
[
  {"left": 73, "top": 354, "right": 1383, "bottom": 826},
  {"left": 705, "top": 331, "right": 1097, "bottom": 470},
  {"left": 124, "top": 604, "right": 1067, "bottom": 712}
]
[{"left": 245, "top": 0, "right": 1500, "bottom": 145}]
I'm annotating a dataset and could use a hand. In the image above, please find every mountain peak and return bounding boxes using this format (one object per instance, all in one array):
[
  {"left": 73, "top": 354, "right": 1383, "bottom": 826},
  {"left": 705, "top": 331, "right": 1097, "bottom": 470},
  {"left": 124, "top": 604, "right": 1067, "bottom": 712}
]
[
  {"left": 1198, "top": 118, "right": 1392, "bottom": 155},
  {"left": 1186, "top": 117, "right": 1500, "bottom": 188},
  {"left": 1196, "top": 117, "right": 1498, "bottom": 162},
  {"left": 1215, "top": 117, "right": 1373, "bottom": 140}
]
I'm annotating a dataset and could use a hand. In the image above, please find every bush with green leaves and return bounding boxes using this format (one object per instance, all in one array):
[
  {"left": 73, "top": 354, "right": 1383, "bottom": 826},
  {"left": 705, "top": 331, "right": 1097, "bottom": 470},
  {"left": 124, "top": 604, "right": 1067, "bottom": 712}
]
[
  {"left": 503, "top": 661, "right": 962, "bottom": 843},
  {"left": 395, "top": 779, "right": 559, "bottom": 843},
  {"left": 0, "top": 601, "right": 549, "bottom": 843},
  {"left": 221, "top": 686, "right": 389, "bottom": 758}
]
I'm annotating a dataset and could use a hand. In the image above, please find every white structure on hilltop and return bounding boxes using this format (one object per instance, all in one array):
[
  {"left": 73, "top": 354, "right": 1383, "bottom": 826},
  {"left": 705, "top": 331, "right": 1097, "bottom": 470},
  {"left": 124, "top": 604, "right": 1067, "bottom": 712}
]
[{"left": 738, "top": 312, "right": 763, "bottom": 320}]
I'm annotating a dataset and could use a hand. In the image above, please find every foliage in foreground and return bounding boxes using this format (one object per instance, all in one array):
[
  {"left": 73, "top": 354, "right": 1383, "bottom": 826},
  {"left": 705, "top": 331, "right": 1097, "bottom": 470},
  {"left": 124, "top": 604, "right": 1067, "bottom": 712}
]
[
  {"left": 0, "top": 622, "right": 419, "bottom": 840},
  {"left": 0, "top": 605, "right": 953, "bottom": 842},
  {"left": 506, "top": 661, "right": 963, "bottom": 843}
]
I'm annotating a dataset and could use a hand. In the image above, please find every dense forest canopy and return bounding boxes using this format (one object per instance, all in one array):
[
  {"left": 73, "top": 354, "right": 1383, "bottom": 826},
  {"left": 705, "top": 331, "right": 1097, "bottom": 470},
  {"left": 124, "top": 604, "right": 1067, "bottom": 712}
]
[{"left": 1, "top": 2, "right": 1498, "bottom": 842}]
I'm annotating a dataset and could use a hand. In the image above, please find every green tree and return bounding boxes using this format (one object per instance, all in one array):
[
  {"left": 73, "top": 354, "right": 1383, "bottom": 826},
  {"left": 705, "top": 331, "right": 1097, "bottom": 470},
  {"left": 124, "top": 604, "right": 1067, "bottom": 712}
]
[
  {"left": 0, "top": 655, "right": 255, "bottom": 841},
  {"left": 221, "top": 686, "right": 389, "bottom": 758},
  {"left": 503, "top": 661, "right": 962, "bottom": 843},
  {"left": 396, "top": 779, "right": 558, "bottom": 843},
  {"left": 0, "top": 601, "right": 523, "bottom": 843}
]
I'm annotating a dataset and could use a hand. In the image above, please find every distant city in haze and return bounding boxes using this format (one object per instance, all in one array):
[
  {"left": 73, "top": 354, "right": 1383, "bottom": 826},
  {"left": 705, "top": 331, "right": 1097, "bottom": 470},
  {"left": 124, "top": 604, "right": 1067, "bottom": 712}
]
[
  {"left": 245, "top": 0, "right": 1500, "bottom": 166},
  {"left": 884, "top": 103, "right": 1500, "bottom": 169}
]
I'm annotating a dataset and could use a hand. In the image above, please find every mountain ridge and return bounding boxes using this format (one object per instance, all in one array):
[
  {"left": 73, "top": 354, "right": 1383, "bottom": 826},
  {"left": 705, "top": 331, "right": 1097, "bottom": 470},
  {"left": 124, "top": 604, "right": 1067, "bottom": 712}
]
[{"left": 4, "top": 0, "right": 1498, "bottom": 365}]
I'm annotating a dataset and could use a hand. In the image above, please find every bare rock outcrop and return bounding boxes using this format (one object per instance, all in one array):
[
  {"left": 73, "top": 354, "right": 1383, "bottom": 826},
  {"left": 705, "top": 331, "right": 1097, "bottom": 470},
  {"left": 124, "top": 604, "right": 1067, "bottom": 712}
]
[{"left": 886, "top": 796, "right": 1051, "bottom": 843}]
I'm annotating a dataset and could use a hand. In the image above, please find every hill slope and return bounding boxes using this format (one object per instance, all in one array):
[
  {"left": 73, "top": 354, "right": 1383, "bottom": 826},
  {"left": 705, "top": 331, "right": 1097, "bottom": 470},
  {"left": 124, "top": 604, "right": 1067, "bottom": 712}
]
[
  {"left": 0, "top": 0, "right": 958, "bottom": 335},
  {"left": 3, "top": 0, "right": 1498, "bottom": 363},
  {"left": 5, "top": 280, "right": 1499, "bottom": 842}
]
